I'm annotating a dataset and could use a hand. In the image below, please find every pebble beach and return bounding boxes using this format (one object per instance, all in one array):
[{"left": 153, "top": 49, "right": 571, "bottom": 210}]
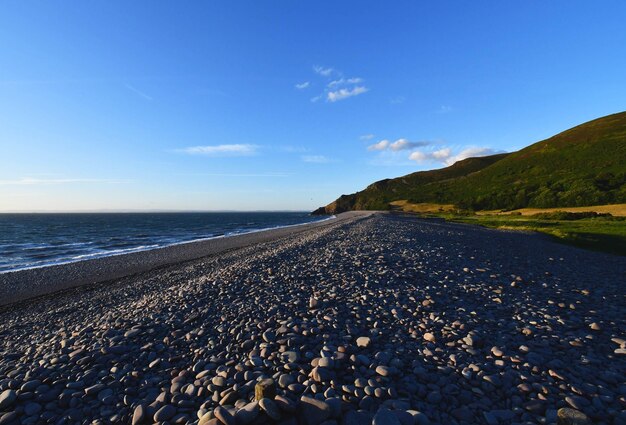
[{"left": 0, "top": 212, "right": 624, "bottom": 425}]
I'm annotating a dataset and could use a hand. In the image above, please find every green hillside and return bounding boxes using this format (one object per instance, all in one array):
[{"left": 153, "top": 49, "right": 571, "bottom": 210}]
[{"left": 314, "top": 111, "right": 626, "bottom": 214}]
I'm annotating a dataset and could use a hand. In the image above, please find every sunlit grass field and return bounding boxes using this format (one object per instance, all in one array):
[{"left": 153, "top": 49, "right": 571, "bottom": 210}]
[
  {"left": 445, "top": 214, "right": 626, "bottom": 256},
  {"left": 395, "top": 202, "right": 626, "bottom": 256},
  {"left": 479, "top": 203, "right": 626, "bottom": 216}
]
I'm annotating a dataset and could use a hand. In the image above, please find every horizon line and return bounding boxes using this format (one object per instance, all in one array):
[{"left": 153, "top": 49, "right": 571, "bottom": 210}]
[{"left": 0, "top": 209, "right": 315, "bottom": 214}]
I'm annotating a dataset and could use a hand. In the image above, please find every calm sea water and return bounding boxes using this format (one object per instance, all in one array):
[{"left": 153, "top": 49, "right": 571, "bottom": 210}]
[{"left": 0, "top": 212, "right": 328, "bottom": 273}]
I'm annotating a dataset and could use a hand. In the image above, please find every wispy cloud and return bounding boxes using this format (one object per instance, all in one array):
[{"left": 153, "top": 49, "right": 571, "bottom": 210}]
[
  {"left": 436, "top": 105, "right": 453, "bottom": 114},
  {"left": 328, "top": 77, "right": 363, "bottom": 88},
  {"left": 360, "top": 134, "right": 375, "bottom": 141},
  {"left": 177, "top": 144, "right": 259, "bottom": 157},
  {"left": 301, "top": 155, "right": 334, "bottom": 164},
  {"left": 295, "top": 81, "right": 310, "bottom": 90},
  {"left": 313, "top": 65, "right": 335, "bottom": 77},
  {"left": 278, "top": 146, "right": 309, "bottom": 153},
  {"left": 327, "top": 86, "right": 369, "bottom": 102},
  {"left": 0, "top": 178, "right": 126, "bottom": 186},
  {"left": 301, "top": 66, "right": 369, "bottom": 103},
  {"left": 390, "top": 96, "right": 405, "bottom": 104},
  {"left": 367, "top": 138, "right": 432, "bottom": 151},
  {"left": 124, "top": 83, "right": 153, "bottom": 101}
]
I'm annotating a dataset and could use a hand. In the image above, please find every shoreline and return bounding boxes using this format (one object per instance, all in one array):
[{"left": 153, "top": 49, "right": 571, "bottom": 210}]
[
  {"left": 0, "top": 214, "right": 336, "bottom": 275},
  {"left": 0, "top": 211, "right": 371, "bottom": 306}
]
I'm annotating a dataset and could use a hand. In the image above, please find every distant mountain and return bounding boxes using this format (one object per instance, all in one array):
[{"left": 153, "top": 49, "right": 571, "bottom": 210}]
[{"left": 313, "top": 111, "right": 626, "bottom": 214}]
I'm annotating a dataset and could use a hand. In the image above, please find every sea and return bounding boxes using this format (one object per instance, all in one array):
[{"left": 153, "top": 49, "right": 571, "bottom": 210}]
[{"left": 0, "top": 212, "right": 329, "bottom": 273}]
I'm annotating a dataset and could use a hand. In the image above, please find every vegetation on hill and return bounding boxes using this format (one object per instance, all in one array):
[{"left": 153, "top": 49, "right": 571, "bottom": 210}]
[{"left": 313, "top": 111, "right": 626, "bottom": 214}]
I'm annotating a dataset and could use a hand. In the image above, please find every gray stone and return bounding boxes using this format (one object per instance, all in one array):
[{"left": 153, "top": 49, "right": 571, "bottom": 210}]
[
  {"left": 373, "top": 408, "right": 401, "bottom": 425},
  {"left": 24, "top": 402, "right": 42, "bottom": 416},
  {"left": 84, "top": 384, "right": 105, "bottom": 396},
  {"left": 154, "top": 405, "right": 176, "bottom": 422},
  {"left": 376, "top": 365, "right": 391, "bottom": 377},
  {"left": 234, "top": 402, "right": 259, "bottom": 424},
  {"left": 259, "top": 398, "right": 281, "bottom": 420},
  {"left": 125, "top": 328, "right": 141, "bottom": 338},
  {"left": 426, "top": 391, "right": 441, "bottom": 403},
  {"left": 423, "top": 332, "right": 436, "bottom": 343},
  {"left": 318, "top": 357, "right": 334, "bottom": 368},
  {"left": 274, "top": 395, "right": 296, "bottom": 413},
  {"left": 132, "top": 405, "right": 146, "bottom": 425},
  {"left": 557, "top": 408, "right": 591, "bottom": 425},
  {"left": 565, "top": 396, "right": 589, "bottom": 411},
  {"left": 299, "top": 396, "right": 331, "bottom": 425},
  {"left": 0, "top": 390, "right": 17, "bottom": 411},
  {"left": 214, "top": 406, "right": 236, "bottom": 425},
  {"left": 0, "top": 412, "right": 18, "bottom": 425},
  {"left": 344, "top": 410, "right": 371, "bottom": 425},
  {"left": 262, "top": 330, "right": 276, "bottom": 342},
  {"left": 278, "top": 374, "right": 294, "bottom": 388}
]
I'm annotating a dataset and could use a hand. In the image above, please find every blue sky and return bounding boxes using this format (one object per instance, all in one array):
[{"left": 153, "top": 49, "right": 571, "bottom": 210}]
[{"left": 1, "top": 1, "right": 625, "bottom": 211}]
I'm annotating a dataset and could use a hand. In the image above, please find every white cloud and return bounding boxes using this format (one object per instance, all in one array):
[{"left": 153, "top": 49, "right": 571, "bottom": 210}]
[
  {"left": 278, "top": 146, "right": 308, "bottom": 153},
  {"left": 408, "top": 146, "right": 501, "bottom": 166},
  {"left": 302, "top": 66, "right": 369, "bottom": 103},
  {"left": 327, "top": 86, "right": 368, "bottom": 102},
  {"left": 436, "top": 105, "right": 453, "bottom": 114},
  {"left": 177, "top": 144, "right": 258, "bottom": 157},
  {"left": 431, "top": 148, "right": 452, "bottom": 159},
  {"left": 367, "top": 135, "right": 502, "bottom": 167},
  {"left": 313, "top": 65, "right": 335, "bottom": 77},
  {"left": 389, "top": 138, "right": 431, "bottom": 151},
  {"left": 360, "top": 134, "right": 375, "bottom": 140},
  {"left": 301, "top": 155, "right": 333, "bottom": 163},
  {"left": 408, "top": 151, "right": 428, "bottom": 162},
  {"left": 0, "top": 178, "right": 125, "bottom": 186},
  {"left": 367, "top": 140, "right": 390, "bottom": 151},
  {"left": 368, "top": 138, "right": 431, "bottom": 152},
  {"left": 328, "top": 77, "right": 363, "bottom": 87},
  {"left": 295, "top": 81, "right": 310, "bottom": 90},
  {"left": 442, "top": 147, "right": 498, "bottom": 165}
]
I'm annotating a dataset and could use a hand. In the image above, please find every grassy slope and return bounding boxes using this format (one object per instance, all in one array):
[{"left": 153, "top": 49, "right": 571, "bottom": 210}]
[
  {"left": 316, "top": 111, "right": 626, "bottom": 214},
  {"left": 438, "top": 213, "right": 626, "bottom": 256},
  {"left": 446, "top": 111, "right": 626, "bottom": 209},
  {"left": 317, "top": 153, "right": 509, "bottom": 213},
  {"left": 479, "top": 203, "right": 626, "bottom": 216}
]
